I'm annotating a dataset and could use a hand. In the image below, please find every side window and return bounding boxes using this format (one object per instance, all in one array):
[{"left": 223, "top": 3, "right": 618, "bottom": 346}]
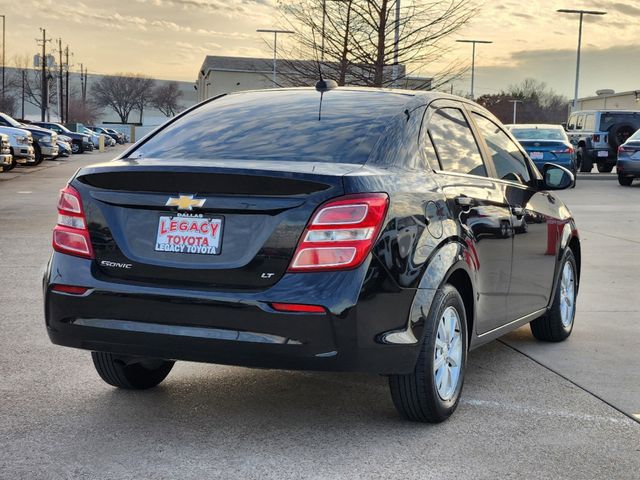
[
  {"left": 427, "top": 107, "right": 487, "bottom": 177},
  {"left": 471, "top": 113, "right": 531, "bottom": 184},
  {"left": 567, "top": 115, "right": 576, "bottom": 130},
  {"left": 584, "top": 114, "right": 595, "bottom": 131},
  {"left": 576, "top": 115, "right": 585, "bottom": 130}
]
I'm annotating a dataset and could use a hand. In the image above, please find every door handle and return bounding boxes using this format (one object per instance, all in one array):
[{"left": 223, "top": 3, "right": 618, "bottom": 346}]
[
  {"left": 455, "top": 196, "right": 475, "bottom": 207},
  {"left": 511, "top": 206, "right": 525, "bottom": 217}
]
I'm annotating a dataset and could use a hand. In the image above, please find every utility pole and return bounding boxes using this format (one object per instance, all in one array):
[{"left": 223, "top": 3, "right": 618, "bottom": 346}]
[
  {"left": 79, "top": 63, "right": 84, "bottom": 105},
  {"left": 37, "top": 28, "right": 51, "bottom": 121},
  {"left": 456, "top": 39, "right": 493, "bottom": 100},
  {"left": 21, "top": 70, "right": 25, "bottom": 119},
  {"left": 58, "top": 38, "right": 64, "bottom": 122},
  {"left": 557, "top": 9, "right": 607, "bottom": 110},
  {"left": 64, "top": 46, "right": 70, "bottom": 122},
  {"left": 82, "top": 66, "right": 87, "bottom": 104}
]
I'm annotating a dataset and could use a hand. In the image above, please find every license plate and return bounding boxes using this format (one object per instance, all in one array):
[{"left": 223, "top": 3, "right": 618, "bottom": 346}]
[
  {"left": 530, "top": 152, "right": 544, "bottom": 160},
  {"left": 155, "top": 216, "right": 223, "bottom": 255},
  {"left": 597, "top": 150, "right": 609, "bottom": 157}
]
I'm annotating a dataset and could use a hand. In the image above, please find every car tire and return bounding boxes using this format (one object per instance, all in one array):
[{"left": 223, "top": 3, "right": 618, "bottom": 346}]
[
  {"left": 597, "top": 163, "right": 614, "bottom": 173},
  {"left": 389, "top": 284, "right": 467, "bottom": 423},
  {"left": 71, "top": 142, "right": 82, "bottom": 154},
  {"left": 618, "top": 175, "right": 633, "bottom": 186},
  {"left": 91, "top": 351, "right": 174, "bottom": 389},
  {"left": 530, "top": 249, "right": 578, "bottom": 342},
  {"left": 3, "top": 150, "right": 16, "bottom": 171},
  {"left": 32, "top": 145, "right": 44, "bottom": 165},
  {"left": 577, "top": 146, "right": 592, "bottom": 172}
]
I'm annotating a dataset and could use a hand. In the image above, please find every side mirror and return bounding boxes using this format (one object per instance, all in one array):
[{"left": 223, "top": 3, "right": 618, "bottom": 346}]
[{"left": 542, "top": 163, "right": 574, "bottom": 190}]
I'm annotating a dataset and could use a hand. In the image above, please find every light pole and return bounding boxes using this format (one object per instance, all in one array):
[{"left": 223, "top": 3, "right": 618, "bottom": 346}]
[
  {"left": 257, "top": 29, "right": 294, "bottom": 86},
  {"left": 509, "top": 99, "right": 523, "bottom": 124},
  {"left": 391, "top": 0, "right": 401, "bottom": 86},
  {"left": 1, "top": 15, "right": 5, "bottom": 106},
  {"left": 557, "top": 9, "right": 606, "bottom": 110},
  {"left": 456, "top": 39, "right": 492, "bottom": 100}
]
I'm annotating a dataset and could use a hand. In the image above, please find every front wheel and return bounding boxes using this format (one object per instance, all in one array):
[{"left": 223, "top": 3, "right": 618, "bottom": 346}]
[
  {"left": 618, "top": 175, "right": 633, "bottom": 186},
  {"left": 530, "top": 249, "right": 578, "bottom": 342},
  {"left": 389, "top": 284, "right": 467, "bottom": 423},
  {"left": 91, "top": 352, "right": 174, "bottom": 389},
  {"left": 32, "top": 145, "right": 44, "bottom": 165}
]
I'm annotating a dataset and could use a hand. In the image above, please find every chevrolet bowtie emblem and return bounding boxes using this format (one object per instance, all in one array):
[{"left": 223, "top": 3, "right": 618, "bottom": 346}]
[{"left": 165, "top": 194, "right": 206, "bottom": 211}]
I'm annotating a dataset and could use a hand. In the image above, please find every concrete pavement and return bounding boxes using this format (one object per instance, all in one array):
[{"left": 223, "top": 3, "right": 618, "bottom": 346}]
[{"left": 0, "top": 150, "right": 638, "bottom": 479}]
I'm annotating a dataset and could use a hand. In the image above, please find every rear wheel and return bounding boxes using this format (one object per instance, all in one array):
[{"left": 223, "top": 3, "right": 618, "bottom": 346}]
[
  {"left": 389, "top": 284, "right": 467, "bottom": 423},
  {"left": 577, "top": 146, "right": 592, "bottom": 172},
  {"left": 91, "top": 352, "right": 174, "bottom": 389},
  {"left": 618, "top": 175, "right": 633, "bottom": 186},
  {"left": 530, "top": 249, "right": 577, "bottom": 342},
  {"left": 597, "top": 163, "right": 614, "bottom": 173}
]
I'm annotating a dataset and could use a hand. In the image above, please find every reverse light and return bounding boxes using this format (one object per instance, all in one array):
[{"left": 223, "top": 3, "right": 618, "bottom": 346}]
[
  {"left": 288, "top": 193, "right": 389, "bottom": 272},
  {"left": 271, "top": 303, "right": 326, "bottom": 313},
  {"left": 53, "top": 185, "right": 94, "bottom": 259}
]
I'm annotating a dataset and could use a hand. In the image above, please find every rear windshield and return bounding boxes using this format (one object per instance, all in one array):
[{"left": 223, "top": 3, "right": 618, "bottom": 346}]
[
  {"left": 599, "top": 113, "right": 640, "bottom": 131},
  {"left": 131, "top": 90, "right": 408, "bottom": 164},
  {"left": 510, "top": 128, "right": 567, "bottom": 141}
]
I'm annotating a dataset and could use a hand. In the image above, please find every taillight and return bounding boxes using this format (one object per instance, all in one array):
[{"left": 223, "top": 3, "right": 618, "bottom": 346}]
[
  {"left": 53, "top": 185, "right": 94, "bottom": 259},
  {"left": 288, "top": 193, "right": 389, "bottom": 272},
  {"left": 593, "top": 134, "right": 600, "bottom": 142},
  {"left": 618, "top": 145, "right": 633, "bottom": 154},
  {"left": 551, "top": 147, "right": 574, "bottom": 154},
  {"left": 51, "top": 284, "right": 90, "bottom": 295}
]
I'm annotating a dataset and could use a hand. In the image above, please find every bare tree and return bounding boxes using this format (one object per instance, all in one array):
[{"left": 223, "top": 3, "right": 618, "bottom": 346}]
[
  {"left": 276, "top": 0, "right": 477, "bottom": 89},
  {"left": 151, "top": 82, "right": 183, "bottom": 118},
  {"left": 476, "top": 79, "right": 570, "bottom": 124},
  {"left": 92, "top": 74, "right": 155, "bottom": 124},
  {"left": 10, "top": 55, "right": 57, "bottom": 119},
  {"left": 67, "top": 95, "right": 101, "bottom": 124}
]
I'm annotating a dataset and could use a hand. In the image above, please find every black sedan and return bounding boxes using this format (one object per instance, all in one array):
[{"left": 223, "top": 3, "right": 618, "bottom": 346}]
[{"left": 43, "top": 86, "right": 580, "bottom": 423}]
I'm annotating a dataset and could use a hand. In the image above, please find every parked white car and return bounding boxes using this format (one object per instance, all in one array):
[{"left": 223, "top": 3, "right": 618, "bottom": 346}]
[
  {"left": 82, "top": 128, "right": 113, "bottom": 148},
  {"left": 0, "top": 125, "right": 36, "bottom": 170}
]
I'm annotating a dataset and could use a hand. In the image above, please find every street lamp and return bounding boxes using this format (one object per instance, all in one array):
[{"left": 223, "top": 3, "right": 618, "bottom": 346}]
[
  {"left": 1, "top": 15, "right": 5, "bottom": 106},
  {"left": 557, "top": 9, "right": 607, "bottom": 110},
  {"left": 257, "top": 29, "right": 294, "bottom": 86},
  {"left": 509, "top": 99, "right": 523, "bottom": 124},
  {"left": 456, "top": 39, "right": 492, "bottom": 100}
]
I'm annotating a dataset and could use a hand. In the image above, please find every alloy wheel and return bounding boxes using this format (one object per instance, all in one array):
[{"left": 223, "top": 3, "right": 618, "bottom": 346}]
[
  {"left": 434, "top": 306, "right": 463, "bottom": 401},
  {"left": 560, "top": 261, "right": 576, "bottom": 327}
]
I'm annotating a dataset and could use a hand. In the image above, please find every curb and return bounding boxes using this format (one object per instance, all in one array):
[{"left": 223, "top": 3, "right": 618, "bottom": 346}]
[{"left": 576, "top": 173, "right": 617, "bottom": 181}]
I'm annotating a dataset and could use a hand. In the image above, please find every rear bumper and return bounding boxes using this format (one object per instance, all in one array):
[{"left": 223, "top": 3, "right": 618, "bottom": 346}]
[
  {"left": 44, "top": 253, "right": 422, "bottom": 374},
  {"left": 587, "top": 148, "right": 615, "bottom": 164},
  {"left": 617, "top": 158, "right": 640, "bottom": 176}
]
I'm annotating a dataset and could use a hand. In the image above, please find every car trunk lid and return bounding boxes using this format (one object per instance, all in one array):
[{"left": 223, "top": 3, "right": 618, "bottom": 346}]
[{"left": 73, "top": 159, "right": 356, "bottom": 290}]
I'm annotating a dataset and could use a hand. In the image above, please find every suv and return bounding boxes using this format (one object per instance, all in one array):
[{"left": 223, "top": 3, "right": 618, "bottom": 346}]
[{"left": 566, "top": 110, "right": 640, "bottom": 173}]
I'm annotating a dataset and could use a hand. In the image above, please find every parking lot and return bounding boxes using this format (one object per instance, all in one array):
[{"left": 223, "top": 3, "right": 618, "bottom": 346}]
[{"left": 0, "top": 148, "right": 638, "bottom": 479}]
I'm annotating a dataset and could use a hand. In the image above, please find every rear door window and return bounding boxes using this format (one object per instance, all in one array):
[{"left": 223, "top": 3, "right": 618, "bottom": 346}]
[
  {"left": 427, "top": 107, "right": 487, "bottom": 177},
  {"left": 584, "top": 114, "right": 595, "bottom": 131},
  {"left": 472, "top": 113, "right": 531, "bottom": 184},
  {"left": 567, "top": 115, "right": 576, "bottom": 130},
  {"left": 576, "top": 115, "right": 585, "bottom": 130}
]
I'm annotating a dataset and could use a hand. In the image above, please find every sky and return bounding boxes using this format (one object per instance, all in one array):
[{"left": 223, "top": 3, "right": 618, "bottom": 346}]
[{"left": 3, "top": 0, "right": 640, "bottom": 99}]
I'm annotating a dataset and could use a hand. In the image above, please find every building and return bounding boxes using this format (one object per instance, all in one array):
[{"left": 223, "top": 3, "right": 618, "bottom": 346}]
[
  {"left": 576, "top": 89, "right": 640, "bottom": 110},
  {"left": 196, "top": 55, "right": 432, "bottom": 102}
]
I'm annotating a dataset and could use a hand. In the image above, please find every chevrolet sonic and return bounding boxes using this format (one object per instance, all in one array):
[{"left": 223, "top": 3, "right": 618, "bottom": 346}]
[{"left": 44, "top": 86, "right": 580, "bottom": 423}]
